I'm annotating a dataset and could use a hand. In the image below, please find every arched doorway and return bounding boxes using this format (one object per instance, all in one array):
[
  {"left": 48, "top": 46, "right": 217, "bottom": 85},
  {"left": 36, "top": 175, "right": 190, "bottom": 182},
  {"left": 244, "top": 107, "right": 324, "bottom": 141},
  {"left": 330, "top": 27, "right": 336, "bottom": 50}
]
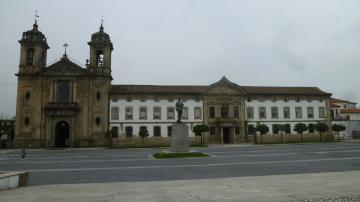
[{"left": 55, "top": 121, "right": 70, "bottom": 147}]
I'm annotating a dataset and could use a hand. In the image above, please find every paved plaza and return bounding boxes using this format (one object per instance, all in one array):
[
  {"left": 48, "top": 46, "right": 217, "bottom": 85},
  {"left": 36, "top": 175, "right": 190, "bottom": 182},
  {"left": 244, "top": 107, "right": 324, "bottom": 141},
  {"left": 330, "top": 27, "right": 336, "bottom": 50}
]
[{"left": 0, "top": 142, "right": 359, "bottom": 201}]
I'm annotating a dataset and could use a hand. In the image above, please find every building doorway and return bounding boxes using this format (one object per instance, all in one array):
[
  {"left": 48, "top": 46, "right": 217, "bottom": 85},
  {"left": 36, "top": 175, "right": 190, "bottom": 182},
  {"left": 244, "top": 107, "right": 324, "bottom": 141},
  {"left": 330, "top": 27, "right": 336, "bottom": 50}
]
[
  {"left": 55, "top": 121, "right": 70, "bottom": 147},
  {"left": 223, "top": 127, "right": 231, "bottom": 144}
]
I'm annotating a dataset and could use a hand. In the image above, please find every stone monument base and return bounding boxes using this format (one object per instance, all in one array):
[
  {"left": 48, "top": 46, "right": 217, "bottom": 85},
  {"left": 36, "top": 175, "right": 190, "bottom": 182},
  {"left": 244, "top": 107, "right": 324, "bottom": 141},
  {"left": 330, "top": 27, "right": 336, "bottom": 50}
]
[{"left": 171, "top": 123, "right": 190, "bottom": 153}]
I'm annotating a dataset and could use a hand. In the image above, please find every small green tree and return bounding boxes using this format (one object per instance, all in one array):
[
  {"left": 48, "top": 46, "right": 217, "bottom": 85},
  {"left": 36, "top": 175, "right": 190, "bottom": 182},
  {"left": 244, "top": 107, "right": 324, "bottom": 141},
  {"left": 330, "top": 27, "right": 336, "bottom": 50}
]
[
  {"left": 256, "top": 124, "right": 269, "bottom": 143},
  {"left": 294, "top": 123, "right": 308, "bottom": 142},
  {"left": 332, "top": 124, "right": 346, "bottom": 141},
  {"left": 192, "top": 124, "right": 209, "bottom": 144},
  {"left": 314, "top": 122, "right": 329, "bottom": 142},
  {"left": 138, "top": 127, "right": 149, "bottom": 144}
]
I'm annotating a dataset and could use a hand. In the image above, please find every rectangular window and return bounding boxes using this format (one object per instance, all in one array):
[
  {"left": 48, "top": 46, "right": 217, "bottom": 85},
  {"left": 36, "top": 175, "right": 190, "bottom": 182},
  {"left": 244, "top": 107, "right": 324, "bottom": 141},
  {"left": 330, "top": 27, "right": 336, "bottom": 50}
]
[
  {"left": 283, "top": 107, "right": 290, "bottom": 119},
  {"left": 167, "top": 126, "right": 172, "bottom": 137},
  {"left": 259, "top": 107, "right": 266, "bottom": 119},
  {"left": 111, "top": 126, "right": 119, "bottom": 138},
  {"left": 247, "top": 125, "right": 254, "bottom": 135},
  {"left": 221, "top": 106, "right": 228, "bottom": 118},
  {"left": 154, "top": 126, "right": 161, "bottom": 137},
  {"left": 125, "top": 107, "right": 133, "bottom": 120},
  {"left": 234, "top": 106, "right": 240, "bottom": 118},
  {"left": 111, "top": 107, "right": 119, "bottom": 120},
  {"left": 139, "top": 107, "right": 147, "bottom": 120},
  {"left": 153, "top": 107, "right": 161, "bottom": 120},
  {"left": 247, "top": 107, "right": 254, "bottom": 119},
  {"left": 209, "top": 107, "right": 215, "bottom": 118},
  {"left": 319, "top": 107, "right": 325, "bottom": 118},
  {"left": 209, "top": 127, "right": 216, "bottom": 135},
  {"left": 308, "top": 124, "right": 314, "bottom": 133},
  {"left": 307, "top": 107, "right": 314, "bottom": 119},
  {"left": 194, "top": 107, "right": 202, "bottom": 120},
  {"left": 271, "top": 107, "right": 278, "bottom": 119},
  {"left": 125, "top": 126, "right": 133, "bottom": 138},
  {"left": 167, "top": 107, "right": 175, "bottom": 120},
  {"left": 182, "top": 107, "right": 188, "bottom": 120},
  {"left": 295, "top": 107, "right": 302, "bottom": 119},
  {"left": 284, "top": 124, "right": 291, "bottom": 134}
]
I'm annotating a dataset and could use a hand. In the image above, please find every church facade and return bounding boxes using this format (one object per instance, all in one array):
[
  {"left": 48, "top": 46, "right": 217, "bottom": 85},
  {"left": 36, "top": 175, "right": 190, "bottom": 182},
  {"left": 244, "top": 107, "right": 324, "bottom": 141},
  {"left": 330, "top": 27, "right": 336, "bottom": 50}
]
[
  {"left": 14, "top": 22, "right": 112, "bottom": 148},
  {"left": 14, "top": 22, "right": 332, "bottom": 148}
]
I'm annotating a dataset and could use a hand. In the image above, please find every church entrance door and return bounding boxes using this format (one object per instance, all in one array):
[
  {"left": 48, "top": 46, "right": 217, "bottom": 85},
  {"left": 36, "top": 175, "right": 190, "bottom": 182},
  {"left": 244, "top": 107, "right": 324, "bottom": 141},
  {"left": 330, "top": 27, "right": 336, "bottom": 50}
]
[
  {"left": 55, "top": 121, "right": 70, "bottom": 147},
  {"left": 223, "top": 127, "right": 231, "bottom": 144}
]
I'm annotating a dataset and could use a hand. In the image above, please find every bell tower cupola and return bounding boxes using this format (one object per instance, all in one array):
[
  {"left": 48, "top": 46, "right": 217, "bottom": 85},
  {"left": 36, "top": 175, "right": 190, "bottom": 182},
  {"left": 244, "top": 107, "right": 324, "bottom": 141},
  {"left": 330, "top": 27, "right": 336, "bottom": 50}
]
[
  {"left": 18, "top": 13, "right": 49, "bottom": 73},
  {"left": 88, "top": 20, "right": 113, "bottom": 74}
]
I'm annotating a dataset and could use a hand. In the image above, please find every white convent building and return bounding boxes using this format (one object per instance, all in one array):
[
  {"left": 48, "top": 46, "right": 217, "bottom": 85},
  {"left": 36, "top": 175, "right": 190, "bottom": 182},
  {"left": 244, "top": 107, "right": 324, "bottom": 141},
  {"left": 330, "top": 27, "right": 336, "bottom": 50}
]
[{"left": 109, "top": 77, "right": 332, "bottom": 144}]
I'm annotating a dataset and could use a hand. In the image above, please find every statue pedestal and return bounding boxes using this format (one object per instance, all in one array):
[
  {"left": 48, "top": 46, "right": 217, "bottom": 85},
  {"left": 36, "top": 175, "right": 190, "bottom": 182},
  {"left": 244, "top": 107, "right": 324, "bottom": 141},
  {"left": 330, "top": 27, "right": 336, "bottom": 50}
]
[{"left": 171, "top": 123, "right": 190, "bottom": 153}]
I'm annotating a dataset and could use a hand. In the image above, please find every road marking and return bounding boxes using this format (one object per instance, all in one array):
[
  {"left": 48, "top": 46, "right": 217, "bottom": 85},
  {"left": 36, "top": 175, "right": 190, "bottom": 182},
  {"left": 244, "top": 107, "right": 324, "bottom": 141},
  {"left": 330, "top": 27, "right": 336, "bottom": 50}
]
[
  {"left": 0, "top": 154, "right": 141, "bottom": 160},
  {"left": 215, "top": 152, "right": 297, "bottom": 158},
  {"left": 312, "top": 149, "right": 360, "bottom": 154},
  {"left": 208, "top": 146, "right": 358, "bottom": 154},
  {"left": 0, "top": 158, "right": 151, "bottom": 164},
  {"left": 9, "top": 156, "right": 360, "bottom": 173}
]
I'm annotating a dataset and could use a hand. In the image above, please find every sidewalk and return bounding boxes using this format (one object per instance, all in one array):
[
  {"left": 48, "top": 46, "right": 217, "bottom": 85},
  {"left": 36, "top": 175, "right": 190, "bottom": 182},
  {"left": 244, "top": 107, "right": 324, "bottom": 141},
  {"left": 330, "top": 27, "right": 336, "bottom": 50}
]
[{"left": 1, "top": 171, "right": 359, "bottom": 202}]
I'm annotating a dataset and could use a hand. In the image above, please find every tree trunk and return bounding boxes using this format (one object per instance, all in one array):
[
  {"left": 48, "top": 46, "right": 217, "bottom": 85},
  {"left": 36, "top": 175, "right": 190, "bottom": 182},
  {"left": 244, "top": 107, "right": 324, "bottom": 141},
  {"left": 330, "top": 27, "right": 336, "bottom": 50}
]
[
  {"left": 260, "top": 134, "right": 263, "bottom": 143},
  {"left": 319, "top": 133, "right": 322, "bottom": 142},
  {"left": 300, "top": 133, "right": 303, "bottom": 142}
]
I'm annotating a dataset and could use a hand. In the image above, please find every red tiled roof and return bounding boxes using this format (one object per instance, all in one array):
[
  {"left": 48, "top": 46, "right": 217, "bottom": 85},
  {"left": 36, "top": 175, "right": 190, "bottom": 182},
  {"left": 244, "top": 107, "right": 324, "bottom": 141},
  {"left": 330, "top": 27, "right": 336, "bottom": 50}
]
[
  {"left": 110, "top": 84, "right": 331, "bottom": 96},
  {"left": 241, "top": 86, "right": 331, "bottom": 95},
  {"left": 340, "top": 109, "right": 360, "bottom": 113},
  {"left": 110, "top": 85, "right": 206, "bottom": 94},
  {"left": 331, "top": 98, "right": 356, "bottom": 104}
]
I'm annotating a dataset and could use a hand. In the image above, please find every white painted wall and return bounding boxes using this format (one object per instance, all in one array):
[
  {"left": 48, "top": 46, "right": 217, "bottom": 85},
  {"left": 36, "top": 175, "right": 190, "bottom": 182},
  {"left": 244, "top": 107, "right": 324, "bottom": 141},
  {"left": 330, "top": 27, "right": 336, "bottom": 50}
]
[
  {"left": 109, "top": 99, "right": 203, "bottom": 137},
  {"left": 245, "top": 99, "right": 327, "bottom": 134}
]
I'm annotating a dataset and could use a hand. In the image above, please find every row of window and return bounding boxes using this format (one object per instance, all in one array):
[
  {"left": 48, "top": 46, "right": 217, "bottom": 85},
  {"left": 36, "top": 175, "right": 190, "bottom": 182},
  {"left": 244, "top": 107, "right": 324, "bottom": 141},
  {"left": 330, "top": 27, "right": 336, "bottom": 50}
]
[
  {"left": 120, "top": 98, "right": 201, "bottom": 102},
  {"left": 111, "top": 126, "right": 173, "bottom": 138},
  {"left": 111, "top": 106, "right": 202, "bottom": 121},
  {"left": 246, "top": 97, "right": 323, "bottom": 103},
  {"left": 208, "top": 106, "right": 240, "bottom": 119},
  {"left": 246, "top": 106, "right": 325, "bottom": 120}
]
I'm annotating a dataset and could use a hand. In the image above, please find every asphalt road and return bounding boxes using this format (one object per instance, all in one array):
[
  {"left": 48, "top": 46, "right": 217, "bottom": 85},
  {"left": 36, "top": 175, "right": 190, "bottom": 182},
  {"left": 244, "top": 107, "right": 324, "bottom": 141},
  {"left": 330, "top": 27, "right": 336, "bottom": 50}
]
[{"left": 0, "top": 142, "right": 359, "bottom": 185}]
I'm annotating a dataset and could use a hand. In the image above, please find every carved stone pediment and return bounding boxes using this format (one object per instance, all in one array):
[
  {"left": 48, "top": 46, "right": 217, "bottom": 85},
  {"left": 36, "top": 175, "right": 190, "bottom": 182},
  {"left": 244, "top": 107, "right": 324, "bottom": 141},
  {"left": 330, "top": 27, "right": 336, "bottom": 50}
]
[
  {"left": 41, "top": 57, "right": 87, "bottom": 76},
  {"left": 204, "top": 76, "right": 246, "bottom": 95}
]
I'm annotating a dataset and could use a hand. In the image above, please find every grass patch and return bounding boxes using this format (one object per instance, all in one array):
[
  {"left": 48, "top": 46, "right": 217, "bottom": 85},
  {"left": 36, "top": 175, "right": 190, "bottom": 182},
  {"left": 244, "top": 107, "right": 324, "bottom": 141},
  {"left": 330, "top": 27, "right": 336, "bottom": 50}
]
[
  {"left": 153, "top": 152, "right": 209, "bottom": 159},
  {"left": 108, "top": 144, "right": 208, "bottom": 149}
]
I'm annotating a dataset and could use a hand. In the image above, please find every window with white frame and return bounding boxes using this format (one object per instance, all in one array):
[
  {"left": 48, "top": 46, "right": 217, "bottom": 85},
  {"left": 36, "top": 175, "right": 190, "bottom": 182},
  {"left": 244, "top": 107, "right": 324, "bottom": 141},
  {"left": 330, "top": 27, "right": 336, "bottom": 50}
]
[
  {"left": 139, "top": 107, "right": 147, "bottom": 120},
  {"left": 259, "top": 107, "right": 266, "bottom": 119},
  {"left": 283, "top": 107, "right": 290, "bottom": 119},
  {"left": 247, "top": 107, "right": 254, "bottom": 119},
  {"left": 194, "top": 107, "right": 202, "bottom": 120},
  {"left": 234, "top": 106, "right": 240, "bottom": 118},
  {"left": 111, "top": 107, "right": 119, "bottom": 120},
  {"left": 307, "top": 107, "right": 314, "bottom": 118},
  {"left": 125, "top": 107, "right": 133, "bottom": 120},
  {"left": 271, "top": 107, "right": 278, "bottom": 119},
  {"left": 167, "top": 107, "right": 175, "bottom": 120},
  {"left": 182, "top": 107, "right": 188, "bottom": 120},
  {"left": 153, "top": 106, "right": 161, "bottom": 120},
  {"left": 319, "top": 106, "right": 325, "bottom": 118},
  {"left": 295, "top": 107, "right": 302, "bottom": 119}
]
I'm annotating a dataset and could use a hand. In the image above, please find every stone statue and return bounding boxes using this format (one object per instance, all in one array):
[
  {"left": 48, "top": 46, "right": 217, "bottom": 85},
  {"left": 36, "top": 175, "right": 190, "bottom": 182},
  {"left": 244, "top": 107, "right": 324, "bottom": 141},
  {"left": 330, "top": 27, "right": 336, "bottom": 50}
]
[{"left": 175, "top": 98, "right": 184, "bottom": 122}]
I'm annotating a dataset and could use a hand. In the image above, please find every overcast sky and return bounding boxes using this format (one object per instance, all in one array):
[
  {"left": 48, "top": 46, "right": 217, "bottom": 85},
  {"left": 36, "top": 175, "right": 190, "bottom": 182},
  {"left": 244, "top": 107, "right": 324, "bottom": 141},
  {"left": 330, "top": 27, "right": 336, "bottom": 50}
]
[{"left": 0, "top": 0, "right": 359, "bottom": 117}]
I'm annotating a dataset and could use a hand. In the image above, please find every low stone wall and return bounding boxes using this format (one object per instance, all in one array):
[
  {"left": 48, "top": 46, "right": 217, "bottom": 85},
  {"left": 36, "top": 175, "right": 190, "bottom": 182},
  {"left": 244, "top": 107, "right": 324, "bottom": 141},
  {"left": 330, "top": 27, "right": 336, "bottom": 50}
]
[
  {"left": 251, "top": 133, "right": 337, "bottom": 144},
  {"left": 0, "top": 171, "right": 29, "bottom": 189}
]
